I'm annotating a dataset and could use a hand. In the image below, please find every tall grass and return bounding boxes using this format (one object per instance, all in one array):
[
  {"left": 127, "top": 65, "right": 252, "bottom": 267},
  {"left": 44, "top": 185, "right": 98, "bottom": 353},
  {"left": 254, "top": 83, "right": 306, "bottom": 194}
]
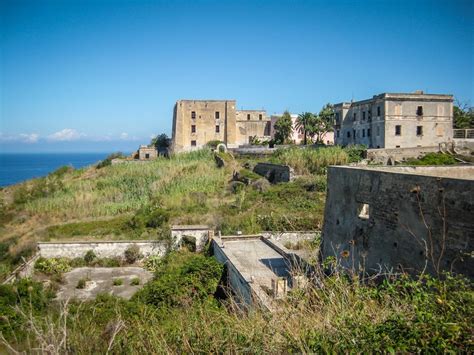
[{"left": 274, "top": 146, "right": 349, "bottom": 175}]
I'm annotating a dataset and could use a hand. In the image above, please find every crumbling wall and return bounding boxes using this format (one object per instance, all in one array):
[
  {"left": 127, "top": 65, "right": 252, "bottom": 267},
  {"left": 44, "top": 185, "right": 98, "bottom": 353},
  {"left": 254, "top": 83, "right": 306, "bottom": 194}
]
[
  {"left": 38, "top": 241, "right": 167, "bottom": 259},
  {"left": 171, "top": 225, "right": 211, "bottom": 252},
  {"left": 321, "top": 166, "right": 474, "bottom": 278},
  {"left": 253, "top": 163, "right": 294, "bottom": 183}
]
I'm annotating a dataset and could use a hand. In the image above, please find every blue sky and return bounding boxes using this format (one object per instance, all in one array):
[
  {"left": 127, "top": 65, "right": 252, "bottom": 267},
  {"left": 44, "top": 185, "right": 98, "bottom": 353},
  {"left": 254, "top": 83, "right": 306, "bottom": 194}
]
[{"left": 1, "top": 0, "right": 473, "bottom": 152}]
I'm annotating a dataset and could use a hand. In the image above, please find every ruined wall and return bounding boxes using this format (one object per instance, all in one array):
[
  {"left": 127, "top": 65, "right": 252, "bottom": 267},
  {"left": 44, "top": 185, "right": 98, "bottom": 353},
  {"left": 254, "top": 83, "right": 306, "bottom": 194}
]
[
  {"left": 321, "top": 166, "right": 474, "bottom": 278},
  {"left": 253, "top": 162, "right": 294, "bottom": 183},
  {"left": 38, "top": 241, "right": 167, "bottom": 259},
  {"left": 367, "top": 146, "right": 440, "bottom": 163},
  {"left": 171, "top": 225, "right": 210, "bottom": 252},
  {"left": 138, "top": 147, "right": 158, "bottom": 160}
]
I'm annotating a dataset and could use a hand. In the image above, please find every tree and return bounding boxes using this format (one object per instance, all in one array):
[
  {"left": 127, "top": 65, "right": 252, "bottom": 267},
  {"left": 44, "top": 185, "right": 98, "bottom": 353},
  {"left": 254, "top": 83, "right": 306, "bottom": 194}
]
[
  {"left": 295, "top": 112, "right": 314, "bottom": 145},
  {"left": 311, "top": 104, "right": 335, "bottom": 144},
  {"left": 273, "top": 110, "right": 293, "bottom": 144},
  {"left": 453, "top": 101, "right": 474, "bottom": 129},
  {"left": 151, "top": 134, "right": 171, "bottom": 149}
]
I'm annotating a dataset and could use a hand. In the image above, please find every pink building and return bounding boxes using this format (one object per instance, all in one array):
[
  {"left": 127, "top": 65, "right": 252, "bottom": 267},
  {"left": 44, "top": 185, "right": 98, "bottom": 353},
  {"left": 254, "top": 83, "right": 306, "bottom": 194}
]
[{"left": 270, "top": 114, "right": 334, "bottom": 145}]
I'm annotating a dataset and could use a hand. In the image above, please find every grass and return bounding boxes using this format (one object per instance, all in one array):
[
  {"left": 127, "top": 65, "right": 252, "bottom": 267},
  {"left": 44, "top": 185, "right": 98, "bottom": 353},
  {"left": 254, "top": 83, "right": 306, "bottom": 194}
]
[
  {"left": 405, "top": 152, "right": 458, "bottom": 165},
  {"left": 1, "top": 252, "right": 472, "bottom": 353}
]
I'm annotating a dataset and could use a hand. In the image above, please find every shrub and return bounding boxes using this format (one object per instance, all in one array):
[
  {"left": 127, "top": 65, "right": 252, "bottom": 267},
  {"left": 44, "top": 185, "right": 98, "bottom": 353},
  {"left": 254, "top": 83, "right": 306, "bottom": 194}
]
[
  {"left": 405, "top": 152, "right": 457, "bottom": 166},
  {"left": 84, "top": 250, "right": 96, "bottom": 264},
  {"left": 96, "top": 152, "right": 126, "bottom": 169},
  {"left": 130, "top": 277, "right": 140, "bottom": 286},
  {"left": 143, "top": 255, "right": 162, "bottom": 273},
  {"left": 206, "top": 140, "right": 224, "bottom": 149},
  {"left": 344, "top": 144, "right": 367, "bottom": 163},
  {"left": 34, "top": 257, "right": 71, "bottom": 275},
  {"left": 113, "top": 278, "right": 123, "bottom": 286},
  {"left": 124, "top": 245, "right": 142, "bottom": 264},
  {"left": 76, "top": 277, "right": 90, "bottom": 289}
]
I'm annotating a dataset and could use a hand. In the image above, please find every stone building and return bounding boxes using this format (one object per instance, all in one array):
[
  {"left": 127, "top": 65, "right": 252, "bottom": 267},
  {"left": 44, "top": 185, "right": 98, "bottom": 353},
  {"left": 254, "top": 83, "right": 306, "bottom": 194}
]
[
  {"left": 137, "top": 145, "right": 158, "bottom": 160},
  {"left": 171, "top": 100, "right": 271, "bottom": 152},
  {"left": 321, "top": 165, "right": 473, "bottom": 278},
  {"left": 333, "top": 91, "right": 453, "bottom": 149}
]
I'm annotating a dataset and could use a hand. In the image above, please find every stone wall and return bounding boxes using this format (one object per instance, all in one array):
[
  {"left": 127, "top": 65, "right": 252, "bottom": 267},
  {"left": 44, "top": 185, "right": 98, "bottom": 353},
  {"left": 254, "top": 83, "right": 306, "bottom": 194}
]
[
  {"left": 171, "top": 225, "right": 211, "bottom": 252},
  {"left": 38, "top": 241, "right": 167, "bottom": 259},
  {"left": 367, "top": 146, "right": 440, "bottom": 163},
  {"left": 321, "top": 165, "right": 474, "bottom": 278},
  {"left": 253, "top": 163, "right": 294, "bottom": 183}
]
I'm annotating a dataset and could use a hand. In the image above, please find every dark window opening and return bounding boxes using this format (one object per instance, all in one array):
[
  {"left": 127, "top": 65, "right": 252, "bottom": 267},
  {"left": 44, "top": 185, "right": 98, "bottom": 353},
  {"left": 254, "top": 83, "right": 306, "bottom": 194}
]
[
  {"left": 362, "top": 129, "right": 365, "bottom": 137},
  {"left": 416, "top": 126, "right": 423, "bottom": 136},
  {"left": 337, "top": 130, "right": 340, "bottom": 138},
  {"left": 367, "top": 128, "right": 371, "bottom": 137},
  {"left": 417, "top": 106, "right": 423, "bottom": 116},
  {"left": 259, "top": 114, "right": 262, "bottom": 120},
  {"left": 215, "top": 111, "right": 220, "bottom": 119},
  {"left": 395, "top": 125, "right": 401, "bottom": 136},
  {"left": 363, "top": 111, "right": 366, "bottom": 120},
  {"left": 191, "top": 111, "right": 196, "bottom": 119},
  {"left": 191, "top": 125, "right": 196, "bottom": 133},
  {"left": 191, "top": 140, "right": 196, "bottom": 146},
  {"left": 353, "top": 113, "right": 357, "bottom": 121},
  {"left": 396, "top": 145, "right": 401, "bottom": 148},
  {"left": 145, "top": 153, "right": 150, "bottom": 159},
  {"left": 353, "top": 129, "right": 356, "bottom": 138},
  {"left": 215, "top": 125, "right": 220, "bottom": 133},
  {"left": 247, "top": 114, "right": 251, "bottom": 120},
  {"left": 347, "top": 131, "right": 351, "bottom": 138},
  {"left": 377, "top": 106, "right": 381, "bottom": 116}
]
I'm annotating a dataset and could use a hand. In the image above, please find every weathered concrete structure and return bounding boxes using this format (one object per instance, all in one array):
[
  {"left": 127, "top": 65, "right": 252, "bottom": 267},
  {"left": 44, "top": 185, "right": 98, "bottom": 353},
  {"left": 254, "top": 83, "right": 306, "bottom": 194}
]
[
  {"left": 171, "top": 100, "right": 271, "bottom": 152},
  {"left": 321, "top": 165, "right": 474, "bottom": 278},
  {"left": 171, "top": 225, "right": 212, "bottom": 252},
  {"left": 137, "top": 145, "right": 158, "bottom": 160},
  {"left": 334, "top": 91, "right": 453, "bottom": 149},
  {"left": 253, "top": 162, "right": 295, "bottom": 183},
  {"left": 38, "top": 240, "right": 167, "bottom": 259}
]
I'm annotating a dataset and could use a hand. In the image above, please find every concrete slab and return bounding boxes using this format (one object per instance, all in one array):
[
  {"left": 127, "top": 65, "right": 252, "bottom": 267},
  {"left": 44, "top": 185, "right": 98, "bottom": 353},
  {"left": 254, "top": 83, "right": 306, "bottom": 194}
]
[{"left": 55, "top": 267, "right": 153, "bottom": 301}]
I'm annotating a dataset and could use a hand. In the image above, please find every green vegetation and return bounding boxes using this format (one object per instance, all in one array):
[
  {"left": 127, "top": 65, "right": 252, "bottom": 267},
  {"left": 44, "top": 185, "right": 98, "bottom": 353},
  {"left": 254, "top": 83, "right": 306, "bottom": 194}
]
[
  {"left": 453, "top": 102, "right": 474, "bottom": 129},
  {"left": 405, "top": 152, "right": 458, "bottom": 166},
  {"left": 96, "top": 152, "right": 127, "bottom": 169},
  {"left": 1, "top": 252, "right": 472, "bottom": 352},
  {"left": 112, "top": 278, "right": 123, "bottom": 286},
  {"left": 273, "top": 110, "right": 293, "bottom": 144},
  {"left": 76, "top": 277, "right": 90, "bottom": 289},
  {"left": 130, "top": 277, "right": 140, "bottom": 286},
  {"left": 124, "top": 244, "right": 142, "bottom": 264}
]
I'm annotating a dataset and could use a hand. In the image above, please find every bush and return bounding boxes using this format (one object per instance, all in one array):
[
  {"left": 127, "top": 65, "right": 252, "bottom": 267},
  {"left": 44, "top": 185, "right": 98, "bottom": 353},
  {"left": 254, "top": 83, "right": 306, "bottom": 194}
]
[
  {"left": 124, "top": 245, "right": 142, "bottom": 264},
  {"left": 405, "top": 152, "right": 457, "bottom": 166},
  {"left": 84, "top": 250, "right": 96, "bottom": 264},
  {"left": 129, "top": 206, "right": 170, "bottom": 230},
  {"left": 113, "top": 278, "right": 123, "bottom": 286},
  {"left": 96, "top": 152, "right": 126, "bottom": 169},
  {"left": 76, "top": 277, "right": 90, "bottom": 289},
  {"left": 344, "top": 144, "right": 367, "bottom": 163},
  {"left": 206, "top": 140, "right": 224, "bottom": 149},
  {"left": 34, "top": 257, "right": 71, "bottom": 275},
  {"left": 130, "top": 277, "right": 140, "bottom": 286}
]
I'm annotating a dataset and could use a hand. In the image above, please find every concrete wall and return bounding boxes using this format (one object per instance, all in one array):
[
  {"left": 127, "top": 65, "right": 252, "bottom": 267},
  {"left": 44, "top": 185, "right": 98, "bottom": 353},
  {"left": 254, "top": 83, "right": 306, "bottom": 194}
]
[
  {"left": 38, "top": 241, "right": 167, "bottom": 259},
  {"left": 334, "top": 92, "right": 453, "bottom": 149},
  {"left": 321, "top": 165, "right": 474, "bottom": 278},
  {"left": 253, "top": 162, "right": 294, "bottom": 183},
  {"left": 171, "top": 225, "right": 211, "bottom": 252},
  {"left": 138, "top": 146, "right": 158, "bottom": 160}
]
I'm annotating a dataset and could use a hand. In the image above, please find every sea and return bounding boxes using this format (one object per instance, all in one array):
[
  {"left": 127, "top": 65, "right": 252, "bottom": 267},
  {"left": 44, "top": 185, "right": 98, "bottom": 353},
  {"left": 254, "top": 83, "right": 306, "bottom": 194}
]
[{"left": 0, "top": 153, "right": 111, "bottom": 187}]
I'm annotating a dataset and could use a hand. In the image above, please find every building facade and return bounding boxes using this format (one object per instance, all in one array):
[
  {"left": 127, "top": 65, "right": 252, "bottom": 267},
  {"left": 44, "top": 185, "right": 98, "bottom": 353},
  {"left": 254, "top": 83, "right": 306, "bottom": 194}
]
[
  {"left": 171, "top": 100, "right": 271, "bottom": 152},
  {"left": 333, "top": 92, "right": 453, "bottom": 149}
]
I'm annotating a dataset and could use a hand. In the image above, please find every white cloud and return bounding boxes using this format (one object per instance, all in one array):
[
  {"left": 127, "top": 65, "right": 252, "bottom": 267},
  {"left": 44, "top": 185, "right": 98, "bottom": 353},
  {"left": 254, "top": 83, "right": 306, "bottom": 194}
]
[
  {"left": 119, "top": 132, "right": 129, "bottom": 140},
  {"left": 19, "top": 133, "right": 39, "bottom": 143},
  {"left": 47, "top": 128, "right": 85, "bottom": 141},
  {"left": 0, "top": 132, "right": 40, "bottom": 143}
]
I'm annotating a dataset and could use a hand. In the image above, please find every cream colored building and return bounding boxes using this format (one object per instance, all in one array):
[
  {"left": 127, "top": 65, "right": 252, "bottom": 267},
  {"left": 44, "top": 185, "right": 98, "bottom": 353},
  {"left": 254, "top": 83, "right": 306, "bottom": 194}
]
[
  {"left": 333, "top": 91, "right": 453, "bottom": 149},
  {"left": 270, "top": 114, "right": 334, "bottom": 145},
  {"left": 171, "top": 100, "right": 271, "bottom": 152}
]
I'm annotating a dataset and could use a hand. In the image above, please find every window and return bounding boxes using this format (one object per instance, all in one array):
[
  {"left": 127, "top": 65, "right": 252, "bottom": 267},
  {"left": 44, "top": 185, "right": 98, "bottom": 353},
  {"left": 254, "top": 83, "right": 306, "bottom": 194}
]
[
  {"left": 368, "top": 110, "right": 372, "bottom": 120},
  {"left": 358, "top": 203, "right": 369, "bottom": 220},
  {"left": 347, "top": 131, "right": 351, "bottom": 138},
  {"left": 353, "top": 129, "right": 356, "bottom": 138},
  {"left": 416, "top": 106, "right": 423, "bottom": 116},
  {"left": 247, "top": 114, "right": 251, "bottom": 120},
  {"left": 362, "top": 129, "right": 365, "bottom": 137},
  {"left": 395, "top": 125, "right": 401, "bottom": 136},
  {"left": 337, "top": 130, "right": 340, "bottom": 138},
  {"left": 377, "top": 106, "right": 381, "bottom": 116},
  {"left": 353, "top": 113, "right": 357, "bottom": 121},
  {"left": 191, "top": 140, "right": 196, "bottom": 146},
  {"left": 145, "top": 153, "right": 150, "bottom": 159},
  {"left": 376, "top": 126, "right": 380, "bottom": 136},
  {"left": 215, "top": 125, "right": 220, "bottom": 133},
  {"left": 191, "top": 125, "right": 196, "bottom": 133},
  {"left": 191, "top": 111, "right": 196, "bottom": 119},
  {"left": 363, "top": 111, "right": 366, "bottom": 120},
  {"left": 215, "top": 111, "right": 220, "bottom": 119},
  {"left": 259, "top": 114, "right": 262, "bottom": 120},
  {"left": 416, "top": 126, "right": 423, "bottom": 136},
  {"left": 367, "top": 128, "right": 371, "bottom": 137}
]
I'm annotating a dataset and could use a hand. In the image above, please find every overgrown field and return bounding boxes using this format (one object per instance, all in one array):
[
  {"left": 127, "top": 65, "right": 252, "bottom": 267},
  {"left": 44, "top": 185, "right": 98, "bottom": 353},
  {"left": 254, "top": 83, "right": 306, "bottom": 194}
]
[
  {"left": 0, "top": 146, "right": 351, "bottom": 279},
  {"left": 1, "top": 251, "right": 472, "bottom": 353}
]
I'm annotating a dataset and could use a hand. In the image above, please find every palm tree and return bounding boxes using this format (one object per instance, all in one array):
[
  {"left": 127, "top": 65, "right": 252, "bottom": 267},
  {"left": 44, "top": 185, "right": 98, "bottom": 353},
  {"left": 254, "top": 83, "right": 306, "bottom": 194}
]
[{"left": 296, "top": 112, "right": 314, "bottom": 145}]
